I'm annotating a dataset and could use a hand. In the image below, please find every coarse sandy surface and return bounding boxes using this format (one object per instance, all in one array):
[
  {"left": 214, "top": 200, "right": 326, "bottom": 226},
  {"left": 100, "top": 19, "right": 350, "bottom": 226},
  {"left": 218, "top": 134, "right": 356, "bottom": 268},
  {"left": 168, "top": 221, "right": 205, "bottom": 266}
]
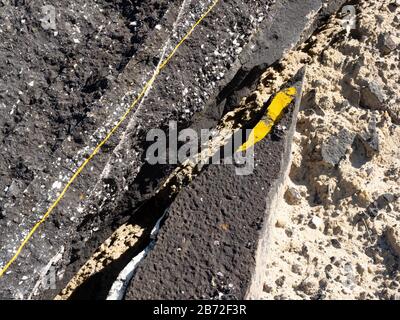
[{"left": 257, "top": 0, "right": 400, "bottom": 300}]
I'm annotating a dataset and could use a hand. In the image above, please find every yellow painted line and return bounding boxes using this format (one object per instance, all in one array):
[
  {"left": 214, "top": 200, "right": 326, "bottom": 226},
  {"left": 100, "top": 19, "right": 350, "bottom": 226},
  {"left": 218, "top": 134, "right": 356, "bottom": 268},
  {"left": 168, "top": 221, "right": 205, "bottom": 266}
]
[
  {"left": 237, "top": 87, "right": 297, "bottom": 152},
  {"left": 0, "top": 0, "right": 220, "bottom": 278}
]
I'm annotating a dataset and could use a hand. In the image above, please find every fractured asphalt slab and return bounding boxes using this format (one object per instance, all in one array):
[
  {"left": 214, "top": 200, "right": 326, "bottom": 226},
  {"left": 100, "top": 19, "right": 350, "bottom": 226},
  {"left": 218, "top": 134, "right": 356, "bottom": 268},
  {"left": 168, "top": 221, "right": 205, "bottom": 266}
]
[
  {"left": 125, "top": 70, "right": 306, "bottom": 300},
  {"left": 0, "top": 0, "right": 346, "bottom": 299}
]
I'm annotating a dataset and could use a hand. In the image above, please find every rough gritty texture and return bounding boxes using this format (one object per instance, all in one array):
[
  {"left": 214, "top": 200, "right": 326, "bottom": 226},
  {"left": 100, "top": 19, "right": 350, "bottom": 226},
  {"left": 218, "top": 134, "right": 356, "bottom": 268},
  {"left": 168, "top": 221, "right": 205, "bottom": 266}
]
[
  {"left": 3, "top": 0, "right": 393, "bottom": 301},
  {"left": 53, "top": 0, "right": 345, "bottom": 300},
  {"left": 68, "top": 3, "right": 344, "bottom": 300},
  {"left": 125, "top": 76, "right": 303, "bottom": 300},
  {"left": 256, "top": 0, "right": 400, "bottom": 300},
  {"left": 0, "top": 0, "right": 280, "bottom": 299},
  {"left": 55, "top": 223, "right": 144, "bottom": 300}
]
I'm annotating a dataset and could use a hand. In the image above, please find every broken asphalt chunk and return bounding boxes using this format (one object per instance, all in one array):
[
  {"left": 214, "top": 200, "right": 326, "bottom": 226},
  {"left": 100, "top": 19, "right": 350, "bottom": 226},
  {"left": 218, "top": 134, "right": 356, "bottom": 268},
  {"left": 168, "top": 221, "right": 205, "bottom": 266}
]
[
  {"left": 321, "top": 129, "right": 355, "bottom": 166},
  {"left": 360, "top": 82, "right": 386, "bottom": 110},
  {"left": 378, "top": 33, "right": 399, "bottom": 55}
]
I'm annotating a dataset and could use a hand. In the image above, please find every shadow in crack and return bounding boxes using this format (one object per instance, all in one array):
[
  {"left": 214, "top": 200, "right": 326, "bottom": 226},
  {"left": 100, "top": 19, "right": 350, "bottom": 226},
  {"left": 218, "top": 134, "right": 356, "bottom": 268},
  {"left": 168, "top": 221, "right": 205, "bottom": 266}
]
[
  {"left": 68, "top": 236, "right": 149, "bottom": 300},
  {"left": 68, "top": 193, "right": 171, "bottom": 300}
]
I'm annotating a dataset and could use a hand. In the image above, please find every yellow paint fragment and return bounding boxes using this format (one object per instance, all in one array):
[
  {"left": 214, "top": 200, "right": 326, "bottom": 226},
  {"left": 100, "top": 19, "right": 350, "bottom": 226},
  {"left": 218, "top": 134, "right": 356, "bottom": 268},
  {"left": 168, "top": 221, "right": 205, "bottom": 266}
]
[{"left": 237, "top": 87, "right": 297, "bottom": 152}]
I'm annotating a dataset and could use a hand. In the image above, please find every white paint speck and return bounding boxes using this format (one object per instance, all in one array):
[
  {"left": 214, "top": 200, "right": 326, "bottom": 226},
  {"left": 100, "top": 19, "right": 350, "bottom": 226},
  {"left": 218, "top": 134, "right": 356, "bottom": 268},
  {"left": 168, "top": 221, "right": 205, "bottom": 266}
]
[{"left": 52, "top": 181, "right": 62, "bottom": 189}]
